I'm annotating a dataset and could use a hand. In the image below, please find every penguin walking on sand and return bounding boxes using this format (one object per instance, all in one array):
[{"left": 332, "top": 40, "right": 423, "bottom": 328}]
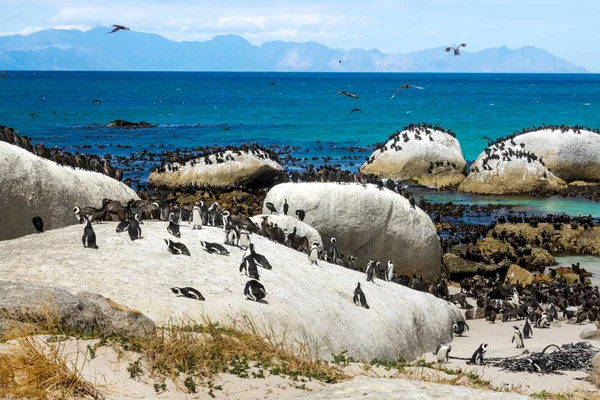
[
  {"left": 201, "top": 240, "right": 230, "bottom": 255},
  {"left": 523, "top": 319, "right": 533, "bottom": 339},
  {"left": 244, "top": 279, "right": 267, "bottom": 302},
  {"left": 116, "top": 220, "right": 129, "bottom": 233},
  {"left": 467, "top": 343, "right": 488, "bottom": 365},
  {"left": 127, "top": 214, "right": 143, "bottom": 241},
  {"left": 453, "top": 320, "right": 469, "bottom": 337},
  {"left": 239, "top": 228, "right": 251, "bottom": 250},
  {"left": 434, "top": 343, "right": 452, "bottom": 363},
  {"left": 191, "top": 202, "right": 202, "bottom": 230},
  {"left": 365, "top": 260, "right": 375, "bottom": 282},
  {"left": 511, "top": 326, "right": 524, "bottom": 348},
  {"left": 353, "top": 282, "right": 369, "bottom": 309},
  {"left": 82, "top": 217, "right": 99, "bottom": 249},
  {"left": 327, "top": 238, "right": 338, "bottom": 263},
  {"left": 32, "top": 216, "right": 44, "bottom": 233},
  {"left": 171, "top": 287, "right": 205, "bottom": 301},
  {"left": 385, "top": 260, "right": 394, "bottom": 281},
  {"left": 240, "top": 255, "right": 260, "bottom": 280},
  {"left": 167, "top": 212, "right": 181, "bottom": 238},
  {"left": 308, "top": 242, "right": 319, "bottom": 265},
  {"left": 164, "top": 239, "right": 190, "bottom": 256}
]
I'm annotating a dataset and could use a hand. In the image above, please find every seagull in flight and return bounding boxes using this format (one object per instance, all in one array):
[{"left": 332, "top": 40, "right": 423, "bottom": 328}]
[
  {"left": 390, "top": 84, "right": 424, "bottom": 99},
  {"left": 337, "top": 91, "right": 358, "bottom": 99},
  {"left": 109, "top": 25, "right": 130, "bottom": 34},
  {"left": 349, "top": 108, "right": 363, "bottom": 115},
  {"left": 445, "top": 43, "right": 467, "bottom": 56},
  {"left": 92, "top": 99, "right": 101, "bottom": 105}
]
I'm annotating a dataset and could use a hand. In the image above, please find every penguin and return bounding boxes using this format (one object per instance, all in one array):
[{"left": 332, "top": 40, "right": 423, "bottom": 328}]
[
  {"left": 32, "top": 216, "right": 44, "bottom": 233},
  {"left": 225, "top": 226, "right": 240, "bottom": 246},
  {"left": 538, "top": 312, "right": 550, "bottom": 328},
  {"left": 326, "top": 237, "right": 338, "bottom": 263},
  {"left": 127, "top": 213, "right": 143, "bottom": 241},
  {"left": 73, "top": 206, "right": 86, "bottom": 224},
  {"left": 283, "top": 199, "right": 289, "bottom": 216},
  {"left": 82, "top": 217, "right": 99, "bottom": 249},
  {"left": 528, "top": 358, "right": 547, "bottom": 374},
  {"left": 453, "top": 320, "right": 469, "bottom": 337},
  {"left": 308, "top": 241, "right": 319, "bottom": 265},
  {"left": 167, "top": 212, "right": 181, "bottom": 238},
  {"left": 548, "top": 303, "right": 558, "bottom": 320},
  {"left": 164, "top": 239, "right": 190, "bottom": 256},
  {"left": 296, "top": 209, "right": 305, "bottom": 222},
  {"left": 116, "top": 220, "right": 129, "bottom": 233},
  {"left": 200, "top": 201, "right": 209, "bottom": 225},
  {"left": 467, "top": 343, "right": 487, "bottom": 365},
  {"left": 240, "top": 255, "right": 260, "bottom": 280},
  {"left": 353, "top": 282, "right": 369, "bottom": 309},
  {"left": 208, "top": 203, "right": 221, "bottom": 226},
  {"left": 512, "top": 290, "right": 520, "bottom": 306},
  {"left": 385, "top": 260, "right": 394, "bottom": 281},
  {"left": 365, "top": 260, "right": 375, "bottom": 282},
  {"left": 244, "top": 279, "right": 267, "bottom": 302},
  {"left": 523, "top": 319, "right": 533, "bottom": 339},
  {"left": 500, "top": 308, "right": 510, "bottom": 322},
  {"left": 200, "top": 240, "right": 230, "bottom": 255},
  {"left": 511, "top": 326, "right": 524, "bottom": 348},
  {"left": 191, "top": 202, "right": 202, "bottom": 230},
  {"left": 434, "top": 343, "right": 452, "bottom": 363},
  {"left": 171, "top": 287, "right": 205, "bottom": 301},
  {"left": 249, "top": 243, "right": 272, "bottom": 269},
  {"left": 239, "top": 228, "right": 251, "bottom": 250}
]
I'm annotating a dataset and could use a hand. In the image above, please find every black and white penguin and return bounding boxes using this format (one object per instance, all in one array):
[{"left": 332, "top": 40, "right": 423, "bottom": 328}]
[
  {"left": 82, "top": 217, "right": 99, "bottom": 249},
  {"left": 283, "top": 199, "right": 289, "bottom": 216},
  {"left": 127, "top": 213, "right": 143, "bottom": 241},
  {"left": 511, "top": 326, "right": 524, "bottom": 348},
  {"left": 523, "top": 319, "right": 533, "bottom": 339},
  {"left": 116, "top": 220, "right": 129, "bottom": 233},
  {"left": 225, "top": 226, "right": 240, "bottom": 246},
  {"left": 249, "top": 243, "right": 272, "bottom": 269},
  {"left": 326, "top": 237, "right": 338, "bottom": 263},
  {"left": 167, "top": 212, "right": 181, "bottom": 238},
  {"left": 208, "top": 203, "right": 221, "bottom": 226},
  {"left": 191, "top": 202, "right": 202, "bottom": 230},
  {"left": 240, "top": 255, "right": 260, "bottom": 280},
  {"left": 164, "top": 239, "right": 190, "bottom": 256},
  {"left": 353, "top": 282, "right": 369, "bottom": 309},
  {"left": 239, "top": 228, "right": 251, "bottom": 250},
  {"left": 221, "top": 210, "right": 233, "bottom": 232},
  {"left": 453, "top": 320, "right": 469, "bottom": 337},
  {"left": 200, "top": 240, "right": 230, "bottom": 255},
  {"left": 244, "top": 279, "right": 267, "bottom": 302},
  {"left": 32, "top": 216, "right": 44, "bottom": 233},
  {"left": 528, "top": 358, "right": 547, "bottom": 374},
  {"left": 467, "top": 343, "right": 488, "bottom": 365},
  {"left": 73, "top": 206, "right": 86, "bottom": 224},
  {"left": 308, "top": 242, "right": 319, "bottom": 265},
  {"left": 434, "top": 343, "right": 452, "bottom": 363},
  {"left": 296, "top": 209, "right": 305, "bottom": 221},
  {"left": 365, "top": 260, "right": 375, "bottom": 282},
  {"left": 385, "top": 260, "right": 394, "bottom": 281},
  {"left": 537, "top": 312, "right": 550, "bottom": 328},
  {"left": 171, "top": 287, "right": 205, "bottom": 300},
  {"left": 200, "top": 201, "right": 209, "bottom": 225}
]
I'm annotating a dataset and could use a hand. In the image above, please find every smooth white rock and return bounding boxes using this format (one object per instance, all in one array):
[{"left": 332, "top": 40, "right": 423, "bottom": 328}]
[{"left": 251, "top": 214, "right": 323, "bottom": 246}]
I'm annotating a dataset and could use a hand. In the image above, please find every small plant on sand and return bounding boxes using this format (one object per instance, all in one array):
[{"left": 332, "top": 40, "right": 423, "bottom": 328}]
[
  {"left": 184, "top": 376, "right": 197, "bottom": 393},
  {"left": 207, "top": 380, "right": 222, "bottom": 397},
  {"left": 332, "top": 350, "right": 355, "bottom": 366},
  {"left": 153, "top": 382, "right": 167, "bottom": 393},
  {"left": 127, "top": 359, "right": 143, "bottom": 379},
  {"left": 531, "top": 391, "right": 574, "bottom": 400},
  {"left": 370, "top": 357, "right": 408, "bottom": 371}
]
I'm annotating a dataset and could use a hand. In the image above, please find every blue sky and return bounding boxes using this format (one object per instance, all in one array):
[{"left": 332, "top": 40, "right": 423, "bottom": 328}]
[{"left": 1, "top": 0, "right": 598, "bottom": 71}]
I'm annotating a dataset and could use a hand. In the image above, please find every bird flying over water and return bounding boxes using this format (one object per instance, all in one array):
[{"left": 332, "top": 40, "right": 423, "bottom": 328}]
[
  {"left": 92, "top": 99, "right": 101, "bottom": 105},
  {"left": 445, "top": 43, "right": 467, "bottom": 56},
  {"left": 337, "top": 91, "right": 358, "bottom": 99},
  {"left": 390, "top": 84, "right": 425, "bottom": 99},
  {"left": 109, "top": 25, "right": 130, "bottom": 34},
  {"left": 350, "top": 108, "right": 363, "bottom": 115}
]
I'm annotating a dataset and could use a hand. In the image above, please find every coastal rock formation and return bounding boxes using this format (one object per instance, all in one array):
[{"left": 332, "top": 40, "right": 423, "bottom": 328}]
[
  {"left": 0, "top": 221, "right": 461, "bottom": 362},
  {"left": 263, "top": 183, "right": 442, "bottom": 280},
  {"left": 251, "top": 214, "right": 323, "bottom": 247},
  {"left": 0, "top": 281, "right": 155, "bottom": 337},
  {"left": 282, "top": 377, "right": 530, "bottom": 400},
  {"left": 442, "top": 253, "right": 502, "bottom": 276},
  {"left": 148, "top": 149, "right": 284, "bottom": 189},
  {"left": 360, "top": 125, "right": 467, "bottom": 187},
  {"left": 0, "top": 142, "right": 138, "bottom": 241},
  {"left": 106, "top": 120, "right": 158, "bottom": 129},
  {"left": 591, "top": 353, "right": 600, "bottom": 387}
]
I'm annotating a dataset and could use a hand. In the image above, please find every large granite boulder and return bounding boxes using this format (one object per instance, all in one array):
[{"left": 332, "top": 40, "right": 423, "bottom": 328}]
[
  {"left": 262, "top": 183, "right": 442, "bottom": 280},
  {"left": 0, "top": 142, "right": 138, "bottom": 241},
  {"left": 147, "top": 149, "right": 283, "bottom": 189},
  {"left": 0, "top": 221, "right": 461, "bottom": 362},
  {"left": 360, "top": 126, "right": 467, "bottom": 187},
  {"left": 251, "top": 214, "right": 323, "bottom": 246},
  {"left": 0, "top": 281, "right": 155, "bottom": 337},
  {"left": 459, "top": 141, "right": 566, "bottom": 194}
]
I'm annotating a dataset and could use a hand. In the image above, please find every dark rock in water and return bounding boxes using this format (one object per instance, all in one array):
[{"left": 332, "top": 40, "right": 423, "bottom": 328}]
[
  {"left": 107, "top": 120, "right": 158, "bottom": 129},
  {"left": 0, "top": 281, "right": 155, "bottom": 337}
]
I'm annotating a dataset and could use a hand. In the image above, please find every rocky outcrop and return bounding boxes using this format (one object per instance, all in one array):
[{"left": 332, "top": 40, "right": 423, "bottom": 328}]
[
  {"left": 263, "top": 183, "right": 442, "bottom": 280},
  {"left": 0, "top": 142, "right": 138, "bottom": 241},
  {"left": 591, "top": 353, "right": 600, "bottom": 387},
  {"left": 443, "top": 253, "right": 502, "bottom": 275},
  {"left": 0, "top": 281, "right": 155, "bottom": 337},
  {"left": 251, "top": 214, "right": 323, "bottom": 247},
  {"left": 360, "top": 125, "right": 466, "bottom": 187},
  {"left": 505, "top": 264, "right": 549, "bottom": 285},
  {"left": 0, "top": 221, "right": 461, "bottom": 362},
  {"left": 106, "top": 120, "right": 157, "bottom": 129},
  {"left": 148, "top": 149, "right": 284, "bottom": 189}
]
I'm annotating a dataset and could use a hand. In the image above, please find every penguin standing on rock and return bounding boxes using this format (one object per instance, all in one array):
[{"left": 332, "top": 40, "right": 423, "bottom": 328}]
[
  {"left": 171, "top": 287, "right": 204, "bottom": 300},
  {"left": 467, "top": 343, "right": 488, "bottom": 365},
  {"left": 385, "top": 260, "right": 394, "bottom": 281},
  {"left": 127, "top": 214, "right": 143, "bottom": 241},
  {"left": 82, "top": 217, "right": 98, "bottom": 249},
  {"left": 353, "top": 282, "right": 369, "bottom": 309},
  {"left": 308, "top": 242, "right": 319, "bottom": 265},
  {"left": 365, "top": 260, "right": 375, "bottom": 282},
  {"left": 327, "top": 238, "right": 338, "bottom": 263},
  {"left": 191, "top": 202, "right": 202, "bottom": 230},
  {"left": 511, "top": 326, "right": 524, "bottom": 348},
  {"left": 244, "top": 279, "right": 267, "bottom": 302},
  {"left": 239, "top": 228, "right": 251, "bottom": 250},
  {"left": 453, "top": 320, "right": 469, "bottom": 337},
  {"left": 523, "top": 319, "right": 533, "bottom": 339},
  {"left": 32, "top": 216, "right": 44, "bottom": 233},
  {"left": 167, "top": 212, "right": 181, "bottom": 238},
  {"left": 434, "top": 343, "right": 452, "bottom": 363}
]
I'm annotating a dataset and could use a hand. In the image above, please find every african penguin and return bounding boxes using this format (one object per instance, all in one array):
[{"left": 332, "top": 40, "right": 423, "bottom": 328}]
[
  {"left": 73, "top": 206, "right": 85, "bottom": 224},
  {"left": 167, "top": 212, "right": 181, "bottom": 238},
  {"left": 296, "top": 209, "right": 305, "bottom": 221},
  {"left": 200, "top": 240, "right": 230, "bottom": 255},
  {"left": 353, "top": 282, "right": 369, "bottom": 309},
  {"left": 116, "top": 220, "right": 129, "bottom": 233},
  {"left": 191, "top": 203, "right": 202, "bottom": 230},
  {"left": 240, "top": 255, "right": 260, "bottom": 280},
  {"left": 32, "top": 216, "right": 44, "bottom": 233},
  {"left": 244, "top": 279, "right": 267, "bottom": 302},
  {"left": 467, "top": 343, "right": 487, "bottom": 365},
  {"left": 511, "top": 326, "right": 524, "bottom": 348},
  {"left": 528, "top": 358, "right": 547, "bottom": 374},
  {"left": 308, "top": 242, "right": 319, "bottom": 265},
  {"left": 82, "top": 217, "right": 99, "bottom": 249},
  {"left": 385, "top": 260, "right": 394, "bottom": 281},
  {"left": 164, "top": 239, "right": 190, "bottom": 256},
  {"left": 326, "top": 237, "right": 338, "bottom": 264},
  {"left": 453, "top": 320, "right": 469, "bottom": 337},
  {"left": 434, "top": 343, "right": 452, "bottom": 363},
  {"left": 365, "top": 260, "right": 375, "bottom": 282},
  {"left": 249, "top": 243, "right": 272, "bottom": 269},
  {"left": 127, "top": 213, "right": 143, "bottom": 241},
  {"left": 208, "top": 203, "right": 221, "bottom": 226},
  {"left": 171, "top": 287, "right": 205, "bottom": 301},
  {"left": 523, "top": 319, "right": 533, "bottom": 339},
  {"left": 239, "top": 228, "right": 251, "bottom": 250}
]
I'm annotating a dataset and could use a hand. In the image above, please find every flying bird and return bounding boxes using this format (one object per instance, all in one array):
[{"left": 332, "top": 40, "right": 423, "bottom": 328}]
[
  {"left": 339, "top": 60, "right": 342, "bottom": 63},
  {"left": 337, "top": 91, "right": 358, "bottom": 99},
  {"left": 109, "top": 25, "right": 130, "bottom": 34},
  {"left": 445, "top": 43, "right": 467, "bottom": 56},
  {"left": 390, "top": 84, "right": 425, "bottom": 99},
  {"left": 92, "top": 99, "right": 101, "bottom": 105},
  {"left": 349, "top": 108, "right": 363, "bottom": 115}
]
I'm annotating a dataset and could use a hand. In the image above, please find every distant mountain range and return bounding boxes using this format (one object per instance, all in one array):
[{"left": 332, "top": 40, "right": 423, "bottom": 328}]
[{"left": 0, "top": 27, "right": 588, "bottom": 73}]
